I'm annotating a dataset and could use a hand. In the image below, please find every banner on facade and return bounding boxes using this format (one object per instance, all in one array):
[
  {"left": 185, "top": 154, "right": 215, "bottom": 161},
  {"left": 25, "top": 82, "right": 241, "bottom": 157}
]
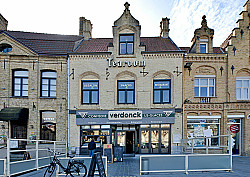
[{"left": 76, "top": 109, "right": 175, "bottom": 125}]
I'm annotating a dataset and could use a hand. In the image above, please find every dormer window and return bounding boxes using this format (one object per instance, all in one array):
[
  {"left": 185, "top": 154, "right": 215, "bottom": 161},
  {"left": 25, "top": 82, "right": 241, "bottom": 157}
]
[
  {"left": 119, "top": 34, "right": 134, "bottom": 55},
  {"left": 200, "top": 39, "right": 208, "bottom": 53}
]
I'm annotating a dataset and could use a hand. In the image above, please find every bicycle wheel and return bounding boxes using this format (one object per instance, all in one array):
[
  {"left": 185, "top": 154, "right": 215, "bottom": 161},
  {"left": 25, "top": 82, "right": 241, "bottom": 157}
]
[
  {"left": 70, "top": 161, "right": 87, "bottom": 177},
  {"left": 44, "top": 164, "right": 56, "bottom": 177}
]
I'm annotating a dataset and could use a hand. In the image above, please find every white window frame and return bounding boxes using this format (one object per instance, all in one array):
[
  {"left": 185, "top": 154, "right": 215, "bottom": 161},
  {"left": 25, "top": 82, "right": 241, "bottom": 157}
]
[
  {"left": 200, "top": 39, "right": 208, "bottom": 53},
  {"left": 194, "top": 75, "right": 216, "bottom": 97},
  {"left": 236, "top": 77, "right": 250, "bottom": 100}
]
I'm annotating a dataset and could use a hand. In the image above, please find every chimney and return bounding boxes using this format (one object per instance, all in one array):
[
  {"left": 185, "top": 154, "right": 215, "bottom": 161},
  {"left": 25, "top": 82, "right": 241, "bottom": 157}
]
[
  {"left": 79, "top": 17, "right": 92, "bottom": 40},
  {"left": 160, "top": 17, "right": 170, "bottom": 38},
  {"left": 0, "top": 13, "right": 8, "bottom": 31}
]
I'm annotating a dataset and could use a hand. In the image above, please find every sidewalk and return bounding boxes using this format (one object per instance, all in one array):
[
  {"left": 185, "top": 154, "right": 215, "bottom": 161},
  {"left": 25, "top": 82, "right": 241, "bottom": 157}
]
[{"left": 16, "top": 156, "right": 250, "bottom": 177}]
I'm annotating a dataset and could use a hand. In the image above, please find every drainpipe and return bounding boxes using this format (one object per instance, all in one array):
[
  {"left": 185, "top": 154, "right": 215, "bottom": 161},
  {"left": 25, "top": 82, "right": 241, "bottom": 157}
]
[
  {"left": 182, "top": 54, "right": 185, "bottom": 140},
  {"left": 67, "top": 54, "right": 70, "bottom": 153}
]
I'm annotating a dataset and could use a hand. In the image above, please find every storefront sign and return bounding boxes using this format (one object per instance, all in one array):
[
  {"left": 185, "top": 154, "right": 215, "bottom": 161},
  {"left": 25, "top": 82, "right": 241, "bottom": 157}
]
[
  {"left": 42, "top": 111, "right": 56, "bottom": 123},
  {"left": 76, "top": 109, "right": 175, "bottom": 125},
  {"left": 107, "top": 58, "right": 146, "bottom": 67},
  {"left": 108, "top": 110, "right": 142, "bottom": 120}
]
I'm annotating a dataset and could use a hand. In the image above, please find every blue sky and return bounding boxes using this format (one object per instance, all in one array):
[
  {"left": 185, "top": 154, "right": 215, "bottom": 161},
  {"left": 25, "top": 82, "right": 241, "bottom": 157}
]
[{"left": 0, "top": 0, "right": 245, "bottom": 47}]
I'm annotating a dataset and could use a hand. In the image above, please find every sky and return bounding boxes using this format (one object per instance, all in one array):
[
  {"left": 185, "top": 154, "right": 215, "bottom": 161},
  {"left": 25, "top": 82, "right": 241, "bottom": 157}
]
[{"left": 0, "top": 0, "right": 245, "bottom": 47}]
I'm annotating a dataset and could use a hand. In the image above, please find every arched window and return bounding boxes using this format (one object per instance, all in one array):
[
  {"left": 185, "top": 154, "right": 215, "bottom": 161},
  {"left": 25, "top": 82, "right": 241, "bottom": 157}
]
[{"left": 41, "top": 111, "right": 56, "bottom": 141}]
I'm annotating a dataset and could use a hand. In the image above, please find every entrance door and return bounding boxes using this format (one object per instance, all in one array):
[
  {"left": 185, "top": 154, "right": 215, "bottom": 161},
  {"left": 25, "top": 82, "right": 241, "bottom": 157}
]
[
  {"left": 11, "top": 123, "right": 27, "bottom": 139},
  {"left": 126, "top": 131, "right": 134, "bottom": 154},
  {"left": 227, "top": 119, "right": 241, "bottom": 155}
]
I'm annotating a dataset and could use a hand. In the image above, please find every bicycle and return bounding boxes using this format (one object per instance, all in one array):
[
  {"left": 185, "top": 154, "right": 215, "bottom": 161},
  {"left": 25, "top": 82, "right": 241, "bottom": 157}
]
[{"left": 44, "top": 148, "right": 87, "bottom": 177}]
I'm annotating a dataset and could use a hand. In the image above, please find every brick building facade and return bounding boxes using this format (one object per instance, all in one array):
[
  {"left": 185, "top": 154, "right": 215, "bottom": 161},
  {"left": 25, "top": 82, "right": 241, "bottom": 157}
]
[
  {"left": 183, "top": 0, "right": 250, "bottom": 156},
  {"left": 0, "top": 24, "right": 84, "bottom": 142},
  {"left": 0, "top": 1, "right": 249, "bottom": 156},
  {"left": 68, "top": 3, "right": 184, "bottom": 155}
]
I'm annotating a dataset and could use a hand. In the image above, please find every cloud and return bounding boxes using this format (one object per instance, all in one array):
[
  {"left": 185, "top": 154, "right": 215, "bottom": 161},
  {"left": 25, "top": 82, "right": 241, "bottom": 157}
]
[{"left": 169, "top": 0, "right": 244, "bottom": 47}]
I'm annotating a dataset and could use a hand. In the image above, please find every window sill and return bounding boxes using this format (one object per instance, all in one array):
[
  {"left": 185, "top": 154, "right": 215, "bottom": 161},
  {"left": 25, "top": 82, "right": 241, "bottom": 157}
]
[
  {"left": 10, "top": 96, "right": 28, "bottom": 98},
  {"left": 194, "top": 96, "right": 217, "bottom": 98},
  {"left": 81, "top": 103, "right": 99, "bottom": 105},
  {"left": 116, "top": 55, "right": 136, "bottom": 58},
  {"left": 39, "top": 97, "right": 57, "bottom": 99}
]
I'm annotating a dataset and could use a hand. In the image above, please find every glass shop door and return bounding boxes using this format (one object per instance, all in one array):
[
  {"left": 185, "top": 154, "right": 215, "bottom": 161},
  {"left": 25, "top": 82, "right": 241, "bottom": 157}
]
[{"left": 227, "top": 119, "right": 241, "bottom": 155}]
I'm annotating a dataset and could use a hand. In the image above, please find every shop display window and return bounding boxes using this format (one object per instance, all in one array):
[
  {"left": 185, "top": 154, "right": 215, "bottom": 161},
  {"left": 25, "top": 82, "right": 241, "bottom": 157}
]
[{"left": 187, "top": 118, "right": 220, "bottom": 147}]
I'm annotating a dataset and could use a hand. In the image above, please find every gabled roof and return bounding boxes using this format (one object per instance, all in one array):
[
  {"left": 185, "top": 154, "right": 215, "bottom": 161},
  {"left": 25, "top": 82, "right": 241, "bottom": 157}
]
[
  {"left": 75, "top": 37, "right": 181, "bottom": 53},
  {"left": 1, "top": 30, "right": 84, "bottom": 55}
]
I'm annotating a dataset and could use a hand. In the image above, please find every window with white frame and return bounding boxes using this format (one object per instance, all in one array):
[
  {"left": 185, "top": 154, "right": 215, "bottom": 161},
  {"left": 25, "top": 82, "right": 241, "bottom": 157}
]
[
  {"left": 194, "top": 76, "right": 215, "bottom": 97},
  {"left": 236, "top": 77, "right": 250, "bottom": 100},
  {"left": 41, "top": 71, "right": 57, "bottom": 97},
  {"left": 13, "top": 70, "right": 29, "bottom": 97},
  {"left": 200, "top": 39, "right": 208, "bottom": 53}
]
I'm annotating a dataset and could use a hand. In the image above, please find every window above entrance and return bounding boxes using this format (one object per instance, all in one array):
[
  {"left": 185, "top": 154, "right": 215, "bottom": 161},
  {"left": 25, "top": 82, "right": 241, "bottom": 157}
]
[{"left": 117, "top": 80, "right": 135, "bottom": 104}]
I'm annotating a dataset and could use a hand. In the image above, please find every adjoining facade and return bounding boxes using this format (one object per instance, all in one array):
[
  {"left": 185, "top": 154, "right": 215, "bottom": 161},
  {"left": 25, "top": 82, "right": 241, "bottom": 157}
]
[
  {"left": 68, "top": 3, "right": 184, "bottom": 154},
  {"left": 183, "top": 0, "right": 250, "bottom": 156},
  {"left": 0, "top": 20, "right": 84, "bottom": 142}
]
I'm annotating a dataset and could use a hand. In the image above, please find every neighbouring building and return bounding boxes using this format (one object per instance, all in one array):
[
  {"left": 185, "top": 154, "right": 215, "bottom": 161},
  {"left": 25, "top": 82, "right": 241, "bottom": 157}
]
[
  {"left": 68, "top": 2, "right": 184, "bottom": 155},
  {"left": 0, "top": 16, "right": 84, "bottom": 143},
  {"left": 183, "top": 0, "right": 250, "bottom": 156}
]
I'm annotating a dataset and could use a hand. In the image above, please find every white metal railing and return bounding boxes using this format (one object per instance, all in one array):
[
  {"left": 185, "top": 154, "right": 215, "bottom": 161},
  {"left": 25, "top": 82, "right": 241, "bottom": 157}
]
[
  {"left": 4, "top": 139, "right": 66, "bottom": 176},
  {"left": 140, "top": 135, "right": 232, "bottom": 175}
]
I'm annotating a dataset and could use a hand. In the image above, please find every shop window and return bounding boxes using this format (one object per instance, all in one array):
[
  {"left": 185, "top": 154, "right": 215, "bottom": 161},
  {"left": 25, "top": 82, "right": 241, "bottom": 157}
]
[
  {"left": 41, "top": 71, "right": 57, "bottom": 97},
  {"left": 236, "top": 77, "right": 250, "bottom": 100},
  {"left": 41, "top": 111, "right": 56, "bottom": 141},
  {"left": 81, "top": 80, "right": 99, "bottom": 104},
  {"left": 153, "top": 80, "right": 171, "bottom": 104},
  {"left": 187, "top": 118, "right": 220, "bottom": 147},
  {"left": 117, "top": 80, "right": 135, "bottom": 104},
  {"left": 13, "top": 70, "right": 29, "bottom": 97},
  {"left": 81, "top": 126, "right": 111, "bottom": 149},
  {"left": 194, "top": 77, "right": 215, "bottom": 97},
  {"left": 119, "top": 34, "right": 134, "bottom": 55}
]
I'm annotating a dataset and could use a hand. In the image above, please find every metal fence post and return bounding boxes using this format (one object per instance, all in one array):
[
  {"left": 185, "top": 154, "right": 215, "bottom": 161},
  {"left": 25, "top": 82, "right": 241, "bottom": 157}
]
[
  {"left": 191, "top": 138, "right": 194, "bottom": 153},
  {"left": 6, "top": 138, "right": 10, "bottom": 177},
  {"left": 206, "top": 137, "right": 208, "bottom": 154},
  {"left": 36, "top": 140, "right": 39, "bottom": 170},
  {"left": 229, "top": 134, "right": 233, "bottom": 172},
  {"left": 185, "top": 155, "right": 188, "bottom": 174}
]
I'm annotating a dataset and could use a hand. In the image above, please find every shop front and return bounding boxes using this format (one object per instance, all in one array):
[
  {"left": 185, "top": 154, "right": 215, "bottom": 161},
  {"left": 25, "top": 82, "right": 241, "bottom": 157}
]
[{"left": 76, "top": 109, "right": 174, "bottom": 154}]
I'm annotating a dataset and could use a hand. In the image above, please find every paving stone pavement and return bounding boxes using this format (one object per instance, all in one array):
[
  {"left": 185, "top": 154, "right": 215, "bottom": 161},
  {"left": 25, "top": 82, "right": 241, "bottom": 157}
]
[{"left": 15, "top": 156, "right": 250, "bottom": 177}]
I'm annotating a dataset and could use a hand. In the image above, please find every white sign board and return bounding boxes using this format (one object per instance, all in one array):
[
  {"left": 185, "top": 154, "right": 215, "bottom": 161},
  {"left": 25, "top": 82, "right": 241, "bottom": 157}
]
[
  {"left": 108, "top": 110, "right": 142, "bottom": 120},
  {"left": 10, "top": 140, "right": 18, "bottom": 148}
]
